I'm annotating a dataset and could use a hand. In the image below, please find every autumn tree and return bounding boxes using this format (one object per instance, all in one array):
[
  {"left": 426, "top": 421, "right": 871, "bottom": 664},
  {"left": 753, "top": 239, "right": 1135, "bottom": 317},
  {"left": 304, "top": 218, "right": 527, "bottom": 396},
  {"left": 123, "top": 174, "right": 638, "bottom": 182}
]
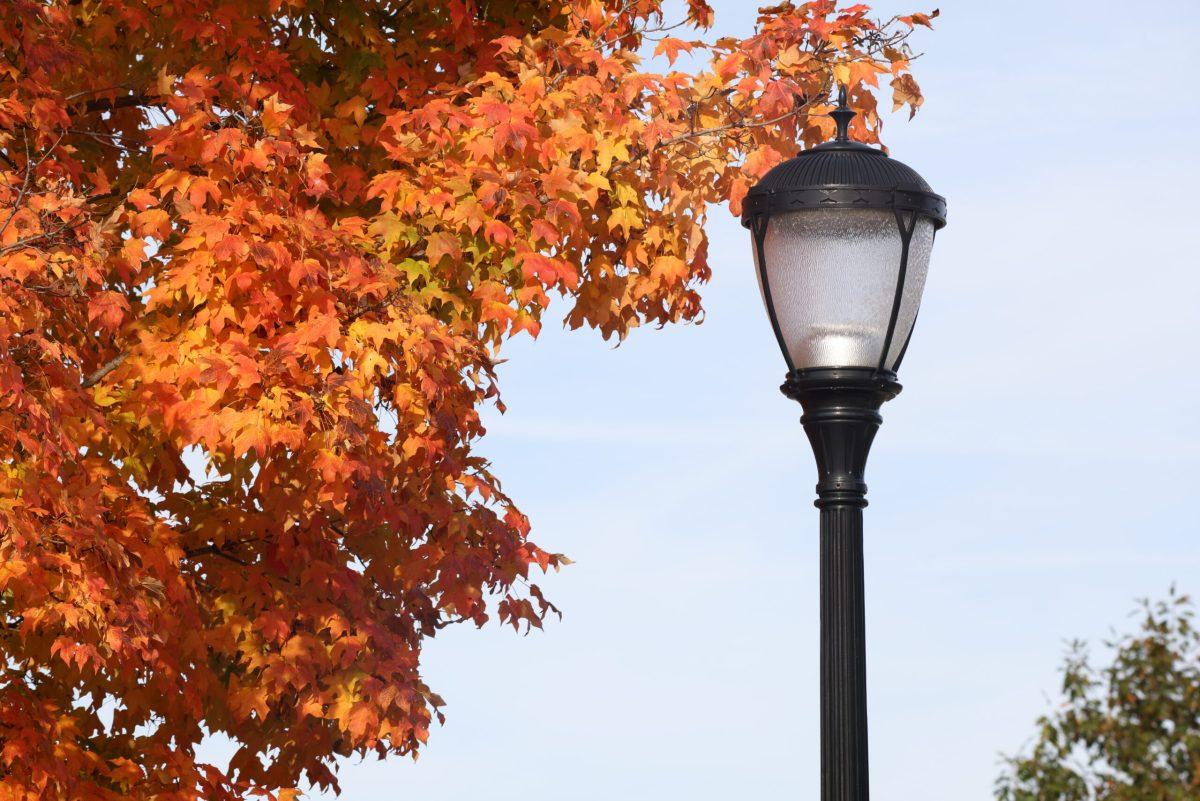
[
  {"left": 0, "top": 1, "right": 934, "bottom": 798},
  {"left": 997, "top": 592, "right": 1200, "bottom": 801}
]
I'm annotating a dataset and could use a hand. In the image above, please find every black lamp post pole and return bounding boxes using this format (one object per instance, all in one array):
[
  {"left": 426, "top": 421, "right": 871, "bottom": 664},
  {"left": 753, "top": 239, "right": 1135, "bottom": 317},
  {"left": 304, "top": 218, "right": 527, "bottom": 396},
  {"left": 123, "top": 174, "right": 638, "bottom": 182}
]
[{"left": 784, "top": 367, "right": 901, "bottom": 801}]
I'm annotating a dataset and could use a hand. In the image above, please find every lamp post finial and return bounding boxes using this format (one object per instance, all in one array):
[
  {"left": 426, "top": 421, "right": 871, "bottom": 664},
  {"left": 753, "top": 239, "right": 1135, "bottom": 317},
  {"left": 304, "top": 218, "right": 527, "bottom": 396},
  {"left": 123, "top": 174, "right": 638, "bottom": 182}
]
[{"left": 831, "top": 84, "right": 855, "bottom": 142}]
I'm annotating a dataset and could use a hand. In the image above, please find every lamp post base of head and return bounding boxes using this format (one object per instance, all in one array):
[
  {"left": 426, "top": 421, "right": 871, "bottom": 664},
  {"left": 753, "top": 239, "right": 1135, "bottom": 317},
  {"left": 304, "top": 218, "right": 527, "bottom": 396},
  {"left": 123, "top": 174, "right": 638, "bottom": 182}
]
[
  {"left": 782, "top": 367, "right": 901, "bottom": 801},
  {"left": 781, "top": 367, "right": 902, "bottom": 508}
]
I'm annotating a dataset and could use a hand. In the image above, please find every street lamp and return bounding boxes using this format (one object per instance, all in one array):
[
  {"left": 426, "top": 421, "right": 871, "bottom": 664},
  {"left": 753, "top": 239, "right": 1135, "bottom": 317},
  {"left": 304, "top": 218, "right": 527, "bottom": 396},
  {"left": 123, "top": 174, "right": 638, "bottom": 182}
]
[{"left": 742, "top": 88, "right": 946, "bottom": 801}]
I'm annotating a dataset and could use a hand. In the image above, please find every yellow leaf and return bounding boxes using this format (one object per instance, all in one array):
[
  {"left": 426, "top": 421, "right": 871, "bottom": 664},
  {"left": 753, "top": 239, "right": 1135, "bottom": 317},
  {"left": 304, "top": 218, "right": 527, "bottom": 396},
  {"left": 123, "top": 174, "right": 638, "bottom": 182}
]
[
  {"left": 608, "top": 206, "right": 643, "bottom": 235},
  {"left": 832, "top": 62, "right": 851, "bottom": 88},
  {"left": 596, "top": 137, "right": 630, "bottom": 171},
  {"left": 613, "top": 182, "right": 639, "bottom": 206},
  {"left": 261, "top": 94, "right": 293, "bottom": 135}
]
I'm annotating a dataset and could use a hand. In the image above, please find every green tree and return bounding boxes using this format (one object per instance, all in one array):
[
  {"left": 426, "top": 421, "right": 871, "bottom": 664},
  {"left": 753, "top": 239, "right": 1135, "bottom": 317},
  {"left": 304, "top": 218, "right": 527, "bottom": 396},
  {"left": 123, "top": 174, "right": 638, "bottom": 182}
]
[{"left": 997, "top": 592, "right": 1200, "bottom": 801}]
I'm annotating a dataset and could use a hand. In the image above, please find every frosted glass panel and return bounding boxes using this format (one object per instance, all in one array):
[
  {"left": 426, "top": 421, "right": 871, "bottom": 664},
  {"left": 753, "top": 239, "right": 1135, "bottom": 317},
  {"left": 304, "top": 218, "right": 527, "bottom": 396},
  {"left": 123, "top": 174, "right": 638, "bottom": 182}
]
[
  {"left": 753, "top": 208, "right": 933, "bottom": 370},
  {"left": 883, "top": 219, "right": 934, "bottom": 369}
]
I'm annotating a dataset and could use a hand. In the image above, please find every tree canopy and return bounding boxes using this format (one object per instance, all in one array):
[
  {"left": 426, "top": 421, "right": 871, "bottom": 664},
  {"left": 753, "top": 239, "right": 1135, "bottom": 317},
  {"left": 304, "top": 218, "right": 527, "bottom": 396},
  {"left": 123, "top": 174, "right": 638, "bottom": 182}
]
[
  {"left": 0, "top": 1, "right": 933, "bottom": 798},
  {"left": 997, "top": 593, "right": 1200, "bottom": 801}
]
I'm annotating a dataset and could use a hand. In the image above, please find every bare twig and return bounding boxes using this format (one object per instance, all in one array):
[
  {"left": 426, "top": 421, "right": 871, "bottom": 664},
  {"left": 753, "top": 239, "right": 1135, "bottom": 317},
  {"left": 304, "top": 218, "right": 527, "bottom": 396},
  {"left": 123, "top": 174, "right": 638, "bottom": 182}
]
[
  {"left": 653, "top": 101, "right": 821, "bottom": 151},
  {"left": 0, "top": 133, "right": 34, "bottom": 242}
]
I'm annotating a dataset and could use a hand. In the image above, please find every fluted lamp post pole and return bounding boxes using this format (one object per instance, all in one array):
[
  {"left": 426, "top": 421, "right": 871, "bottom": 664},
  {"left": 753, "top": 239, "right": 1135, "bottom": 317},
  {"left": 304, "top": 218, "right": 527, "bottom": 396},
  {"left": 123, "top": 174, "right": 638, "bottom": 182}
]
[{"left": 742, "top": 88, "right": 947, "bottom": 801}]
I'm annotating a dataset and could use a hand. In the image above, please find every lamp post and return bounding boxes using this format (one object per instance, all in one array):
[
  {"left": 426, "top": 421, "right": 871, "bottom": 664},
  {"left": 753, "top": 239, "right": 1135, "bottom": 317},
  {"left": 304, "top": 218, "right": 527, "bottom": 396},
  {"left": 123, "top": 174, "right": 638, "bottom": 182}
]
[{"left": 742, "top": 88, "right": 946, "bottom": 801}]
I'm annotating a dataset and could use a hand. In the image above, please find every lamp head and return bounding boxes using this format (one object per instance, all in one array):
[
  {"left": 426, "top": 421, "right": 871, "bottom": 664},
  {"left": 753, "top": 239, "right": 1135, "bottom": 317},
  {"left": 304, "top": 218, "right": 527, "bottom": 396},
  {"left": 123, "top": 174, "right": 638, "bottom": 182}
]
[{"left": 742, "top": 88, "right": 946, "bottom": 375}]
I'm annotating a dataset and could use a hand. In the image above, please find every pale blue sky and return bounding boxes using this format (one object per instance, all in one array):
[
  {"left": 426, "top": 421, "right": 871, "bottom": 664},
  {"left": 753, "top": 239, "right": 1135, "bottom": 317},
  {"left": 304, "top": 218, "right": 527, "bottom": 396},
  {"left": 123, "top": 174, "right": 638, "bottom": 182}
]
[{"left": 292, "top": 2, "right": 1200, "bottom": 798}]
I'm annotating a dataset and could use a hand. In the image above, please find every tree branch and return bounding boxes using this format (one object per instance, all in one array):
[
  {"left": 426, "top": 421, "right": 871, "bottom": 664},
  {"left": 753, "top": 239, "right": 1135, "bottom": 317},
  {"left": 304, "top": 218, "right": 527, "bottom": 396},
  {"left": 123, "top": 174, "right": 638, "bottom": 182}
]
[
  {"left": 80, "top": 304, "right": 206, "bottom": 390},
  {"left": 183, "top": 543, "right": 252, "bottom": 567},
  {"left": 343, "top": 288, "right": 408, "bottom": 325},
  {"left": 78, "top": 94, "right": 164, "bottom": 115},
  {"left": 81, "top": 352, "right": 127, "bottom": 389}
]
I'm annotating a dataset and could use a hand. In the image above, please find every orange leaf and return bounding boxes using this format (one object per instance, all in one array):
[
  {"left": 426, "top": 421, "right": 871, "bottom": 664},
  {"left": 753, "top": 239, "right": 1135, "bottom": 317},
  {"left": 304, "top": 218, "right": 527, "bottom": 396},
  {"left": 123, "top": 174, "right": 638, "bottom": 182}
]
[{"left": 654, "top": 37, "right": 695, "bottom": 66}]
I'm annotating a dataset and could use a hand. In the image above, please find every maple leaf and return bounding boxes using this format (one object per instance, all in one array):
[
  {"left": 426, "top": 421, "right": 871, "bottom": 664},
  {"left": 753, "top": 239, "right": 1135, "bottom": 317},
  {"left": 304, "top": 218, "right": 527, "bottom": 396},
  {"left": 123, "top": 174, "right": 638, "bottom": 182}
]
[
  {"left": 899, "top": 9, "right": 940, "bottom": 28},
  {"left": 88, "top": 291, "right": 129, "bottom": 332},
  {"left": 484, "top": 220, "right": 515, "bottom": 246},
  {"left": 127, "top": 188, "right": 157, "bottom": 210},
  {"left": 654, "top": 37, "right": 695, "bottom": 66},
  {"left": 651, "top": 255, "right": 690, "bottom": 285},
  {"left": 425, "top": 232, "right": 461, "bottom": 266},
  {"left": 133, "top": 208, "right": 171, "bottom": 240},
  {"left": 891, "top": 73, "right": 925, "bottom": 117}
]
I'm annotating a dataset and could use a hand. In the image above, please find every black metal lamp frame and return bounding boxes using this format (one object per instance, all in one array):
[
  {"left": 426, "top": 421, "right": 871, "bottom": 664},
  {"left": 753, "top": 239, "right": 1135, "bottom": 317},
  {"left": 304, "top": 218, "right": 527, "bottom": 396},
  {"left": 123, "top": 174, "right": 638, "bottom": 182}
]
[{"left": 742, "top": 89, "right": 946, "bottom": 801}]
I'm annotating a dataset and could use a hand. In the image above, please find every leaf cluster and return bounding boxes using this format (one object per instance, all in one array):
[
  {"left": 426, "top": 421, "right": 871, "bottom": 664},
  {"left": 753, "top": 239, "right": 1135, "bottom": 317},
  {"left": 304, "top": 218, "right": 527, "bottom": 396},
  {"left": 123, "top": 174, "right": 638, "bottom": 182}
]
[
  {"left": 0, "top": 1, "right": 931, "bottom": 798},
  {"left": 997, "top": 592, "right": 1200, "bottom": 801}
]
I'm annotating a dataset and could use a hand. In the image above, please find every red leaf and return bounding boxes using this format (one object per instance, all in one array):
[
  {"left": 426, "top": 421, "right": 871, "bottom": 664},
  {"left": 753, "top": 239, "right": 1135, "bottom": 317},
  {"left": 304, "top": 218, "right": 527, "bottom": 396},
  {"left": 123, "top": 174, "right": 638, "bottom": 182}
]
[{"left": 88, "top": 291, "right": 129, "bottom": 332}]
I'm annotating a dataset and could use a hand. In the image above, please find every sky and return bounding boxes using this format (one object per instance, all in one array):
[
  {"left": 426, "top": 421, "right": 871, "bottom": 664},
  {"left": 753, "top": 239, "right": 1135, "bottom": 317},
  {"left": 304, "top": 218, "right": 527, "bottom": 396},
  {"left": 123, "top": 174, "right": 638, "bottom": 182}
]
[{"left": 287, "top": 2, "right": 1200, "bottom": 799}]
